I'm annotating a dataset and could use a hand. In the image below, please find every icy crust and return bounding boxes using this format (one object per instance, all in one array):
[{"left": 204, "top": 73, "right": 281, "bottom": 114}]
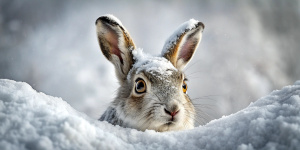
[
  {"left": 128, "top": 49, "right": 177, "bottom": 80},
  {"left": 0, "top": 79, "right": 300, "bottom": 150},
  {"left": 162, "top": 19, "right": 199, "bottom": 55}
]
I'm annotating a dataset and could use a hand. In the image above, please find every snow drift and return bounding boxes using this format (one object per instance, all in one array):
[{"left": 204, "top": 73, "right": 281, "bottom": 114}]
[{"left": 0, "top": 79, "right": 300, "bottom": 150}]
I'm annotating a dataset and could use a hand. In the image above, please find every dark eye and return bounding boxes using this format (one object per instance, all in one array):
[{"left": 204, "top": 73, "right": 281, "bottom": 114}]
[
  {"left": 182, "top": 81, "right": 187, "bottom": 94},
  {"left": 135, "top": 78, "right": 146, "bottom": 94}
]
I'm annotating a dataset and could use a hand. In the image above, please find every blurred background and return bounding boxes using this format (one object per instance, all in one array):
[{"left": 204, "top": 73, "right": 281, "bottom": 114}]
[{"left": 1, "top": 0, "right": 299, "bottom": 123}]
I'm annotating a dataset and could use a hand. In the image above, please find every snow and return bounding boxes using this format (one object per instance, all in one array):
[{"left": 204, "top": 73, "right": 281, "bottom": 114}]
[
  {"left": 0, "top": 79, "right": 300, "bottom": 150},
  {"left": 129, "top": 49, "right": 177, "bottom": 80},
  {"left": 103, "top": 14, "right": 123, "bottom": 26},
  {"left": 3, "top": 1, "right": 299, "bottom": 122},
  {"left": 161, "top": 19, "right": 200, "bottom": 55}
]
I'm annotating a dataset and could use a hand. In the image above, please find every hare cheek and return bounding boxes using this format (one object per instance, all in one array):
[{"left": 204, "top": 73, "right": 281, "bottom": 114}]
[{"left": 127, "top": 96, "right": 144, "bottom": 114}]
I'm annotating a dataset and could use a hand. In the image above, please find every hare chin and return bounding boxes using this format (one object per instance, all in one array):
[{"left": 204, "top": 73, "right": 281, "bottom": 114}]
[
  {"left": 155, "top": 122, "right": 193, "bottom": 132},
  {"left": 136, "top": 118, "right": 191, "bottom": 132}
]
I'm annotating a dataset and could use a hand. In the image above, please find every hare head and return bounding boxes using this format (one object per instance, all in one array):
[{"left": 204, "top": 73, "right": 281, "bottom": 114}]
[{"left": 96, "top": 15, "right": 204, "bottom": 132}]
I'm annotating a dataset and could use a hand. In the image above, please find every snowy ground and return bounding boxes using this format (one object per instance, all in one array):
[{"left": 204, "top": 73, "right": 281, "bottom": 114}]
[
  {"left": 1, "top": 1, "right": 300, "bottom": 121},
  {"left": 0, "top": 79, "right": 299, "bottom": 150}
]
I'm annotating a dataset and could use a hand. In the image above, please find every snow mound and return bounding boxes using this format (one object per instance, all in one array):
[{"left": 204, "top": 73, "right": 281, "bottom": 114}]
[{"left": 0, "top": 79, "right": 300, "bottom": 150}]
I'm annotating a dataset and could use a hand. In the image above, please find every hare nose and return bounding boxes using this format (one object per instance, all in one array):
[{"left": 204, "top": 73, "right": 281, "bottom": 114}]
[{"left": 164, "top": 108, "right": 179, "bottom": 117}]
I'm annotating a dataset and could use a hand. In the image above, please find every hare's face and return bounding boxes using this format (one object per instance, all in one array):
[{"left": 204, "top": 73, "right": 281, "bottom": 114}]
[
  {"left": 96, "top": 15, "right": 204, "bottom": 131},
  {"left": 119, "top": 53, "right": 195, "bottom": 131}
]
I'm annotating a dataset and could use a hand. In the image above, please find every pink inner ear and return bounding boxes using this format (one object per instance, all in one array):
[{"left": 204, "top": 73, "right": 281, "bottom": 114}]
[
  {"left": 111, "top": 47, "right": 123, "bottom": 64},
  {"left": 178, "top": 39, "right": 195, "bottom": 62},
  {"left": 106, "top": 28, "right": 123, "bottom": 64}
]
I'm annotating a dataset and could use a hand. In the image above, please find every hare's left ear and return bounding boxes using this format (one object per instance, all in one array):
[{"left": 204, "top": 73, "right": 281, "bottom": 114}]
[
  {"left": 96, "top": 15, "right": 136, "bottom": 82},
  {"left": 162, "top": 19, "right": 204, "bottom": 70}
]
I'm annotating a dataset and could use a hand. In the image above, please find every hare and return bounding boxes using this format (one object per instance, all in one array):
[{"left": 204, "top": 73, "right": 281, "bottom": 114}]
[{"left": 96, "top": 15, "right": 204, "bottom": 132}]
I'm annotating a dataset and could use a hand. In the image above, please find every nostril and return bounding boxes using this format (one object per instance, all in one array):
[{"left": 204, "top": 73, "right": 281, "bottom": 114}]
[
  {"left": 164, "top": 108, "right": 171, "bottom": 115},
  {"left": 172, "top": 110, "right": 179, "bottom": 116},
  {"left": 164, "top": 108, "right": 179, "bottom": 117}
]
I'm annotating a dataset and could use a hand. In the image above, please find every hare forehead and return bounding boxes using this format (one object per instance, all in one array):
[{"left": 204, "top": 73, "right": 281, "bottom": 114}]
[
  {"left": 129, "top": 49, "right": 179, "bottom": 80},
  {"left": 131, "top": 59, "right": 181, "bottom": 84},
  {"left": 146, "top": 70, "right": 181, "bottom": 86}
]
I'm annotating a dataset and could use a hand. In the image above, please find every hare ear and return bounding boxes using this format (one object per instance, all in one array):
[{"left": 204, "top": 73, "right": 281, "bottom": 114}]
[
  {"left": 162, "top": 19, "right": 204, "bottom": 70},
  {"left": 96, "top": 15, "right": 136, "bottom": 82}
]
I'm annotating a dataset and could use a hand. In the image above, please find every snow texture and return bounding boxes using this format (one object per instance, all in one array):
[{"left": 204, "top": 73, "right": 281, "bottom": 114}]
[
  {"left": 129, "top": 49, "right": 177, "bottom": 81},
  {"left": 0, "top": 79, "right": 300, "bottom": 150}
]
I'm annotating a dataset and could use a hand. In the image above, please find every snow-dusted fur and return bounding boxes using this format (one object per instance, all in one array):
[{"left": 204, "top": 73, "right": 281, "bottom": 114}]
[{"left": 96, "top": 15, "right": 204, "bottom": 132}]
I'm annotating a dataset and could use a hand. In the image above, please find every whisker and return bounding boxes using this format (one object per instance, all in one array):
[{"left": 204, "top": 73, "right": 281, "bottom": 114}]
[
  {"left": 183, "top": 100, "right": 213, "bottom": 126},
  {"left": 184, "top": 113, "right": 195, "bottom": 125},
  {"left": 184, "top": 59, "right": 202, "bottom": 72},
  {"left": 182, "top": 104, "right": 199, "bottom": 126},
  {"left": 192, "top": 104, "right": 216, "bottom": 109},
  {"left": 185, "top": 70, "right": 204, "bottom": 77},
  {"left": 194, "top": 108, "right": 213, "bottom": 125},
  {"left": 192, "top": 95, "right": 221, "bottom": 98},
  {"left": 184, "top": 109, "right": 203, "bottom": 126}
]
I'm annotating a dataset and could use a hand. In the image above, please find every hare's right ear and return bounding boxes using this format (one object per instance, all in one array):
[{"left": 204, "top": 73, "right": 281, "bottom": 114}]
[
  {"left": 96, "top": 15, "right": 136, "bottom": 82},
  {"left": 162, "top": 19, "right": 204, "bottom": 71}
]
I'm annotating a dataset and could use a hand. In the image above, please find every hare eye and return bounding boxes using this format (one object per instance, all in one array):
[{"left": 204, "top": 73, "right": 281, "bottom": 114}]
[
  {"left": 135, "top": 78, "right": 146, "bottom": 94},
  {"left": 182, "top": 81, "right": 187, "bottom": 94}
]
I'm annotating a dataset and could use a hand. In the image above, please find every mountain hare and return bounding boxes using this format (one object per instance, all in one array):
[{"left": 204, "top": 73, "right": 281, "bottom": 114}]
[{"left": 96, "top": 15, "right": 204, "bottom": 132}]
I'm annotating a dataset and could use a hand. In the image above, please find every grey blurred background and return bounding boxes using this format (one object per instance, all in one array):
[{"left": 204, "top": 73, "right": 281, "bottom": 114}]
[{"left": 1, "top": 0, "right": 299, "bottom": 123}]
